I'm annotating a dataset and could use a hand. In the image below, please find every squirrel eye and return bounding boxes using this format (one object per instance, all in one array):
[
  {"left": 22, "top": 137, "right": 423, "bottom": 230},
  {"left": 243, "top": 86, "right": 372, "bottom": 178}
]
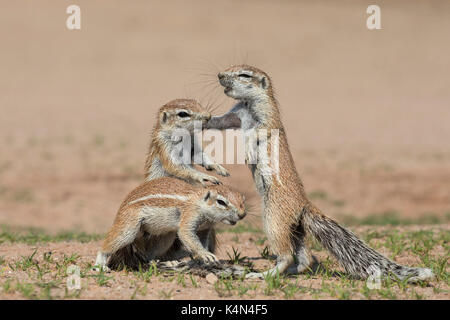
[
  {"left": 217, "top": 199, "right": 227, "bottom": 207},
  {"left": 238, "top": 74, "right": 252, "bottom": 78},
  {"left": 177, "top": 111, "right": 190, "bottom": 118}
]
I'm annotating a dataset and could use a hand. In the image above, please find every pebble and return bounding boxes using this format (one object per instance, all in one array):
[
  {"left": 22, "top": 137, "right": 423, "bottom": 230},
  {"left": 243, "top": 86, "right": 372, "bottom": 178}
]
[{"left": 206, "top": 273, "right": 218, "bottom": 285}]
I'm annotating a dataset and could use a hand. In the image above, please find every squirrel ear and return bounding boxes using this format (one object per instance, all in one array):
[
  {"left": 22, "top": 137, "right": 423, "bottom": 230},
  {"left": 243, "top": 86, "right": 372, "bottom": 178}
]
[
  {"left": 203, "top": 191, "right": 211, "bottom": 202},
  {"left": 160, "top": 111, "right": 168, "bottom": 124},
  {"left": 260, "top": 76, "right": 269, "bottom": 90}
]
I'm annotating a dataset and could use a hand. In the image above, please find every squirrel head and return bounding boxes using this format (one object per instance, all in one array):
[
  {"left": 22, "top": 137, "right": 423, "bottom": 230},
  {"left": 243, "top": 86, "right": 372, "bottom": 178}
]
[
  {"left": 198, "top": 185, "right": 246, "bottom": 226},
  {"left": 158, "top": 99, "right": 211, "bottom": 132},
  {"left": 218, "top": 65, "right": 272, "bottom": 102}
]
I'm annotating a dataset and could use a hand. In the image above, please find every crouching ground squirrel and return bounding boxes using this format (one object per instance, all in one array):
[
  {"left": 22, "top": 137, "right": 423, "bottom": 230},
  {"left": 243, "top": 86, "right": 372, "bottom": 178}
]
[
  {"left": 94, "top": 177, "right": 246, "bottom": 271},
  {"left": 143, "top": 98, "right": 232, "bottom": 257},
  {"left": 144, "top": 99, "right": 229, "bottom": 186},
  {"left": 207, "top": 64, "right": 434, "bottom": 282}
]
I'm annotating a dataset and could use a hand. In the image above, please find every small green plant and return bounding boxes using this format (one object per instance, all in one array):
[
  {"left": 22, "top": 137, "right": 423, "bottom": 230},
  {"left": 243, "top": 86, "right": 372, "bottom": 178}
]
[
  {"left": 340, "top": 211, "right": 450, "bottom": 226},
  {"left": 336, "top": 288, "right": 352, "bottom": 300},
  {"left": 135, "top": 263, "right": 158, "bottom": 282},
  {"left": 62, "top": 253, "right": 80, "bottom": 266},
  {"left": 263, "top": 271, "right": 285, "bottom": 296},
  {"left": 260, "top": 246, "right": 271, "bottom": 259},
  {"left": 214, "top": 276, "right": 235, "bottom": 297},
  {"left": 36, "top": 281, "right": 59, "bottom": 299},
  {"left": 159, "top": 289, "right": 174, "bottom": 299},
  {"left": 34, "top": 263, "right": 50, "bottom": 280},
  {"left": 282, "top": 282, "right": 300, "bottom": 299},
  {"left": 227, "top": 247, "right": 247, "bottom": 265},
  {"left": 384, "top": 232, "right": 407, "bottom": 259},
  {"left": 189, "top": 274, "right": 198, "bottom": 288},
  {"left": 15, "top": 250, "right": 38, "bottom": 271},
  {"left": 93, "top": 134, "right": 105, "bottom": 147},
  {"left": 91, "top": 269, "right": 112, "bottom": 287},
  {"left": 177, "top": 273, "right": 186, "bottom": 287},
  {"left": 130, "top": 284, "right": 140, "bottom": 300},
  {"left": 43, "top": 252, "right": 53, "bottom": 263},
  {"left": 15, "top": 281, "right": 36, "bottom": 299},
  {"left": 255, "top": 237, "right": 267, "bottom": 246},
  {"left": 0, "top": 226, "right": 103, "bottom": 245},
  {"left": 236, "top": 283, "right": 253, "bottom": 297},
  {"left": 12, "top": 189, "right": 34, "bottom": 203},
  {"left": 2, "top": 280, "right": 12, "bottom": 293}
]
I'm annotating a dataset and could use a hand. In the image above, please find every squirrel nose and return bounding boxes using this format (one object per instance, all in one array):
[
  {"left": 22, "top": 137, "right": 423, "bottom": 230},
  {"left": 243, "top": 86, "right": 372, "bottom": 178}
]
[{"left": 238, "top": 211, "right": 246, "bottom": 219}]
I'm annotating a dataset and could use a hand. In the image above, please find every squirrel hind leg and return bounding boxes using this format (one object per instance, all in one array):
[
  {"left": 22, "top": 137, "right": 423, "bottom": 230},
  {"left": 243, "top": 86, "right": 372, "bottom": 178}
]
[
  {"left": 93, "top": 251, "right": 110, "bottom": 272},
  {"left": 288, "top": 232, "right": 321, "bottom": 275},
  {"left": 245, "top": 254, "right": 295, "bottom": 279},
  {"left": 97, "top": 210, "right": 142, "bottom": 270},
  {"left": 286, "top": 246, "right": 319, "bottom": 275}
]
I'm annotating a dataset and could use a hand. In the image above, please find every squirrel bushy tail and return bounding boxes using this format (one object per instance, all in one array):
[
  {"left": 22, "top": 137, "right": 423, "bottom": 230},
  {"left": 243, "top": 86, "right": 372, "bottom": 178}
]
[{"left": 301, "top": 204, "right": 434, "bottom": 282}]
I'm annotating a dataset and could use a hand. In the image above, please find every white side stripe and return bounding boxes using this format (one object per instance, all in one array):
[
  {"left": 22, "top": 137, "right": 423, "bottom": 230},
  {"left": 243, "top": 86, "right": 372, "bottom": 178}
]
[{"left": 129, "top": 194, "right": 188, "bottom": 205}]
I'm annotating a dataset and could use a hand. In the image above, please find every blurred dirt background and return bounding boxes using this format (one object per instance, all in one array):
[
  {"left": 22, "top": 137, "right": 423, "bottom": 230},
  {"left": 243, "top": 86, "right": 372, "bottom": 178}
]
[{"left": 0, "top": 0, "right": 449, "bottom": 233}]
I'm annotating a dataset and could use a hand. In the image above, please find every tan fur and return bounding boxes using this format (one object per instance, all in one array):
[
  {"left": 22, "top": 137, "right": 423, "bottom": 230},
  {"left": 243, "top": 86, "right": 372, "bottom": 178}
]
[
  {"left": 143, "top": 99, "right": 229, "bottom": 185},
  {"left": 142, "top": 99, "right": 231, "bottom": 261},
  {"left": 209, "top": 65, "right": 434, "bottom": 282},
  {"left": 94, "top": 177, "right": 246, "bottom": 270}
]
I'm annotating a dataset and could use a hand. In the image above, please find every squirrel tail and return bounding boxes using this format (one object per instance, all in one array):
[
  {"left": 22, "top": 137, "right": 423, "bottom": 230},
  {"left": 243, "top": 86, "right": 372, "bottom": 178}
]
[{"left": 301, "top": 204, "right": 434, "bottom": 282}]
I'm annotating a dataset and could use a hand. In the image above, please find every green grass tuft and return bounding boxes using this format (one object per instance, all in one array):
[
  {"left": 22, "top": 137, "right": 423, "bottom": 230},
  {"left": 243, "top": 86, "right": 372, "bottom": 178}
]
[
  {"left": 0, "top": 226, "right": 103, "bottom": 245},
  {"left": 339, "top": 211, "right": 450, "bottom": 226}
]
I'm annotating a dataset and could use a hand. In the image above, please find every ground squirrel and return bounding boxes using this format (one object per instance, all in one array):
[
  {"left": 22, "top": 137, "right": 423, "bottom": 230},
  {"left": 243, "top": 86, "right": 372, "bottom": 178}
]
[
  {"left": 207, "top": 64, "right": 434, "bottom": 282},
  {"left": 143, "top": 98, "right": 231, "bottom": 257},
  {"left": 94, "top": 177, "right": 246, "bottom": 271},
  {"left": 144, "top": 99, "right": 229, "bottom": 186}
]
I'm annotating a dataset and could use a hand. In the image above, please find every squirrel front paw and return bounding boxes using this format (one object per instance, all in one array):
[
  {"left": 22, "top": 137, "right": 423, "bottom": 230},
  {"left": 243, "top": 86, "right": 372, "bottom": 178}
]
[
  {"left": 198, "top": 174, "right": 222, "bottom": 186},
  {"left": 205, "top": 164, "right": 229, "bottom": 177},
  {"left": 199, "top": 252, "right": 219, "bottom": 264}
]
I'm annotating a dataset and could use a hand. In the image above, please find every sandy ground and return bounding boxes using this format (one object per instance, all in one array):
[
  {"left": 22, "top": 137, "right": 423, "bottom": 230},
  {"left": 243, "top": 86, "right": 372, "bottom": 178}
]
[
  {"left": 0, "top": 226, "right": 448, "bottom": 300},
  {"left": 0, "top": 1, "right": 449, "bottom": 299}
]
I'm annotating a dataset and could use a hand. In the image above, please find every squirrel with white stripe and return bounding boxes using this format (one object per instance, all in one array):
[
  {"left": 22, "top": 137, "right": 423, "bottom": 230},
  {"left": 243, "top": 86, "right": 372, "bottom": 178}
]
[
  {"left": 143, "top": 98, "right": 233, "bottom": 259},
  {"left": 206, "top": 64, "right": 434, "bottom": 282},
  {"left": 144, "top": 99, "right": 229, "bottom": 185},
  {"left": 94, "top": 177, "right": 246, "bottom": 270}
]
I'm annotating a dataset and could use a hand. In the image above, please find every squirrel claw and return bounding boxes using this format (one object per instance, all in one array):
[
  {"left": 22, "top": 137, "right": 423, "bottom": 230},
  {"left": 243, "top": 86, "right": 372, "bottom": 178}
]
[
  {"left": 205, "top": 164, "right": 229, "bottom": 177},
  {"left": 201, "top": 175, "right": 222, "bottom": 186},
  {"left": 214, "top": 165, "right": 229, "bottom": 177},
  {"left": 200, "top": 252, "right": 219, "bottom": 264}
]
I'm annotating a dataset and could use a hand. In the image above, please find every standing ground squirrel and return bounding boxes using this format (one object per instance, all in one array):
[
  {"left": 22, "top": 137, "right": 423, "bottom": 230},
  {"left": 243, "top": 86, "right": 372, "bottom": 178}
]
[
  {"left": 207, "top": 64, "right": 433, "bottom": 282},
  {"left": 94, "top": 177, "right": 246, "bottom": 271},
  {"left": 144, "top": 99, "right": 229, "bottom": 186}
]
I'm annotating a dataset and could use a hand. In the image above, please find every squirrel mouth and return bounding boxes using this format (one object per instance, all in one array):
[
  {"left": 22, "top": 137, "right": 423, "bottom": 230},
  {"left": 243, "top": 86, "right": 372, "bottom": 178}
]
[{"left": 223, "top": 86, "right": 232, "bottom": 94}]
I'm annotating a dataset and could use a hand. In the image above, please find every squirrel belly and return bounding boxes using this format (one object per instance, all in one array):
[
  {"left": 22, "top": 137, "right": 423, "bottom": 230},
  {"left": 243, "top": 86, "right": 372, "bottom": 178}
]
[{"left": 94, "top": 177, "right": 246, "bottom": 271}]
